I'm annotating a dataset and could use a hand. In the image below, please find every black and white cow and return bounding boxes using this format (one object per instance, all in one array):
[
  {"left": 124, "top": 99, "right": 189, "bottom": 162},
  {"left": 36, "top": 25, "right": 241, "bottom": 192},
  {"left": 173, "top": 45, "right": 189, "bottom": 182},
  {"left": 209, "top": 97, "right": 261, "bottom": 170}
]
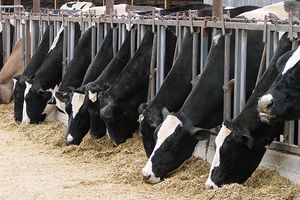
[
  {"left": 23, "top": 23, "right": 80, "bottom": 124},
  {"left": 59, "top": 28, "right": 114, "bottom": 144},
  {"left": 257, "top": 0, "right": 300, "bottom": 124},
  {"left": 257, "top": 45, "right": 300, "bottom": 123},
  {"left": 63, "top": 28, "right": 133, "bottom": 145},
  {"left": 13, "top": 25, "right": 51, "bottom": 122},
  {"left": 205, "top": 33, "right": 292, "bottom": 188},
  {"left": 138, "top": 31, "right": 193, "bottom": 157},
  {"left": 99, "top": 28, "right": 155, "bottom": 145},
  {"left": 51, "top": 26, "right": 93, "bottom": 113},
  {"left": 141, "top": 7, "right": 265, "bottom": 183}
]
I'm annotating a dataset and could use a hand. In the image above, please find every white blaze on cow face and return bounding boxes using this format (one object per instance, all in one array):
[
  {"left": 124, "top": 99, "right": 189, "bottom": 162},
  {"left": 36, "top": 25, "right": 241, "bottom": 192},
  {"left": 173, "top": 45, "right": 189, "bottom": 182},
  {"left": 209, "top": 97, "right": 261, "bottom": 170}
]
[
  {"left": 238, "top": 2, "right": 288, "bottom": 20},
  {"left": 212, "top": 33, "right": 221, "bottom": 45},
  {"left": 282, "top": 45, "right": 300, "bottom": 75},
  {"left": 259, "top": 94, "right": 273, "bottom": 106},
  {"left": 71, "top": 92, "right": 86, "bottom": 119},
  {"left": 49, "top": 26, "right": 64, "bottom": 52},
  {"left": 88, "top": 90, "right": 97, "bottom": 103},
  {"left": 22, "top": 82, "right": 32, "bottom": 123},
  {"left": 205, "top": 123, "right": 231, "bottom": 189},
  {"left": 142, "top": 115, "right": 182, "bottom": 184},
  {"left": 66, "top": 133, "right": 74, "bottom": 143}
]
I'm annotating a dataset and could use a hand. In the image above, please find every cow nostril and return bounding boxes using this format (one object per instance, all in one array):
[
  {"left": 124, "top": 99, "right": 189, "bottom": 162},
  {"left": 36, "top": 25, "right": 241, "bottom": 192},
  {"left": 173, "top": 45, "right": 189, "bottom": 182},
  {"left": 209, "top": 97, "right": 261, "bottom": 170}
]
[
  {"left": 143, "top": 175, "right": 151, "bottom": 181},
  {"left": 266, "top": 100, "right": 274, "bottom": 109}
]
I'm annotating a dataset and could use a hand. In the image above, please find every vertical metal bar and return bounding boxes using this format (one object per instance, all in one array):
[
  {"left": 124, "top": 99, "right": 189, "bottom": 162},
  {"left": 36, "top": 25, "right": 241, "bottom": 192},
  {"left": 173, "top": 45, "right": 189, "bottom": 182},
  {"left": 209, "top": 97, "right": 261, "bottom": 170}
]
[
  {"left": 70, "top": 21, "right": 75, "bottom": 61},
  {"left": 137, "top": 24, "right": 141, "bottom": 48},
  {"left": 5, "top": 19, "right": 11, "bottom": 61},
  {"left": 234, "top": 29, "right": 241, "bottom": 118},
  {"left": 273, "top": 31, "right": 279, "bottom": 52},
  {"left": 141, "top": 24, "right": 146, "bottom": 40},
  {"left": 118, "top": 23, "right": 122, "bottom": 50},
  {"left": 91, "top": 25, "right": 96, "bottom": 59},
  {"left": 49, "top": 23, "right": 54, "bottom": 47},
  {"left": 67, "top": 21, "right": 71, "bottom": 63},
  {"left": 156, "top": 25, "right": 161, "bottom": 92},
  {"left": 21, "top": 20, "right": 26, "bottom": 69},
  {"left": 105, "top": 0, "right": 114, "bottom": 14},
  {"left": 240, "top": 30, "right": 247, "bottom": 111},
  {"left": 130, "top": 27, "right": 136, "bottom": 58},
  {"left": 97, "top": 23, "right": 104, "bottom": 51},
  {"left": 112, "top": 27, "right": 118, "bottom": 57},
  {"left": 160, "top": 26, "right": 166, "bottom": 86},
  {"left": 31, "top": 20, "right": 40, "bottom": 55},
  {"left": 224, "top": 35, "right": 231, "bottom": 120},
  {"left": 149, "top": 33, "right": 157, "bottom": 100},
  {"left": 192, "top": 33, "right": 199, "bottom": 78},
  {"left": 212, "top": 0, "right": 223, "bottom": 18},
  {"left": 2, "top": 18, "right": 7, "bottom": 64},
  {"left": 121, "top": 24, "right": 126, "bottom": 44},
  {"left": 266, "top": 30, "right": 273, "bottom": 68},
  {"left": 104, "top": 23, "right": 107, "bottom": 36},
  {"left": 200, "top": 27, "right": 209, "bottom": 73},
  {"left": 177, "top": 26, "right": 182, "bottom": 54},
  {"left": 53, "top": 20, "right": 57, "bottom": 39},
  {"left": 62, "top": 25, "right": 67, "bottom": 77},
  {"left": 25, "top": 19, "right": 31, "bottom": 66}
]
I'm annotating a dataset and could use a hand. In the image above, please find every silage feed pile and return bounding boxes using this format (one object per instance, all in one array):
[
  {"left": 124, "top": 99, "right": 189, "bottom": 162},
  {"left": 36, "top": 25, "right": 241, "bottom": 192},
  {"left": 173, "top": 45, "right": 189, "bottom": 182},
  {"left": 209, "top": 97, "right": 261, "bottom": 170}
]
[{"left": 0, "top": 103, "right": 300, "bottom": 200}]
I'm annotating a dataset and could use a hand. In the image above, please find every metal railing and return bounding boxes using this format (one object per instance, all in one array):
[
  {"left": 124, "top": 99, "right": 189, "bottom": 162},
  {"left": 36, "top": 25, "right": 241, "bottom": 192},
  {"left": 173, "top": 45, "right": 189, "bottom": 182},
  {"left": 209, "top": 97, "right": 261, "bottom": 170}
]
[{"left": 1, "top": 8, "right": 300, "bottom": 155}]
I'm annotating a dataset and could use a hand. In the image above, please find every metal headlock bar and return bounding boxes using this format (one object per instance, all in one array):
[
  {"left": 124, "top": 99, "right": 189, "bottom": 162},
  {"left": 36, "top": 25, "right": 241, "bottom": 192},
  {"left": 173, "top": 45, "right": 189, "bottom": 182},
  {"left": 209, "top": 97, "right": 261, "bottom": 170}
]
[{"left": 1, "top": 9, "right": 300, "bottom": 155}]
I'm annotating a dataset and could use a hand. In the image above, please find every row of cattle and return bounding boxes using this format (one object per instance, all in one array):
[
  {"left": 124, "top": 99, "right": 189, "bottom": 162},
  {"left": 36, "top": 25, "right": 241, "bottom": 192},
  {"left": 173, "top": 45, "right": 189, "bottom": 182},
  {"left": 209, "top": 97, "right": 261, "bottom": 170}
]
[{"left": 1, "top": 1, "right": 300, "bottom": 189}]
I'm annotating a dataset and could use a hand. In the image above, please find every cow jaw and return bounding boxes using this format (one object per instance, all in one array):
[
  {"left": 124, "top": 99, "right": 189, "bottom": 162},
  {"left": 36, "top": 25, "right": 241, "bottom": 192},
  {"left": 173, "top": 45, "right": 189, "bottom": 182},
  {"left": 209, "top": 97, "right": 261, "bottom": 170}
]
[
  {"left": 71, "top": 92, "right": 86, "bottom": 118},
  {"left": 142, "top": 115, "right": 182, "bottom": 184},
  {"left": 206, "top": 123, "right": 231, "bottom": 189},
  {"left": 22, "top": 82, "right": 31, "bottom": 123}
]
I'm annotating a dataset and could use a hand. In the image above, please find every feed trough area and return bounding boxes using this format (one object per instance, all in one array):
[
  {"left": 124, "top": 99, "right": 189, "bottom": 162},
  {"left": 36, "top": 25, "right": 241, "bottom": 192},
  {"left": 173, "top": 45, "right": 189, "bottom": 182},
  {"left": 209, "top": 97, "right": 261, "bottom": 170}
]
[{"left": 0, "top": 103, "right": 299, "bottom": 199}]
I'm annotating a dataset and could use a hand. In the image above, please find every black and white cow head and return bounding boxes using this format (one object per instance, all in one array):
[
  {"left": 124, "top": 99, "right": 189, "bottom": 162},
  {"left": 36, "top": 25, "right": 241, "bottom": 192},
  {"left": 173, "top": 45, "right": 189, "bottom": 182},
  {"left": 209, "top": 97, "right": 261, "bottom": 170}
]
[
  {"left": 141, "top": 109, "right": 211, "bottom": 184},
  {"left": 258, "top": 48, "right": 300, "bottom": 123},
  {"left": 99, "top": 94, "right": 137, "bottom": 145},
  {"left": 138, "top": 103, "right": 165, "bottom": 157},
  {"left": 24, "top": 80, "right": 56, "bottom": 124},
  {"left": 63, "top": 88, "right": 91, "bottom": 145},
  {"left": 205, "top": 121, "right": 266, "bottom": 188}
]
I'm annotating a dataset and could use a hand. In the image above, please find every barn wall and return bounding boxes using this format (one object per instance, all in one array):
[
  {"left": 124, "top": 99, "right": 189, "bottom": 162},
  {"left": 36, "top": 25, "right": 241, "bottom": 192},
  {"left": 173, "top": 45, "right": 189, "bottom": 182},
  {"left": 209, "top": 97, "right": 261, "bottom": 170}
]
[{"left": 204, "top": 0, "right": 283, "bottom": 7}]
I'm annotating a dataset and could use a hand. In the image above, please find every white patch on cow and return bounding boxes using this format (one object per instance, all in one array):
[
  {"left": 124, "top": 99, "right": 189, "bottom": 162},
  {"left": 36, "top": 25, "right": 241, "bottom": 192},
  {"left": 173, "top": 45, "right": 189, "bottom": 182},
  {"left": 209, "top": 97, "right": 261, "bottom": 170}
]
[
  {"left": 212, "top": 33, "right": 221, "bottom": 45},
  {"left": 22, "top": 82, "right": 32, "bottom": 123},
  {"left": 259, "top": 94, "right": 273, "bottom": 105},
  {"left": 138, "top": 114, "right": 144, "bottom": 123},
  {"left": 88, "top": 90, "right": 97, "bottom": 103},
  {"left": 60, "top": 1, "right": 93, "bottom": 10},
  {"left": 66, "top": 134, "right": 74, "bottom": 143},
  {"left": 71, "top": 92, "right": 85, "bottom": 119},
  {"left": 42, "top": 86, "right": 59, "bottom": 116},
  {"left": 142, "top": 115, "right": 182, "bottom": 184},
  {"left": 49, "top": 85, "right": 66, "bottom": 114},
  {"left": 48, "top": 26, "right": 64, "bottom": 52},
  {"left": 205, "top": 123, "right": 231, "bottom": 189},
  {"left": 12, "top": 79, "right": 17, "bottom": 91},
  {"left": 282, "top": 46, "right": 300, "bottom": 74},
  {"left": 238, "top": 2, "right": 288, "bottom": 21}
]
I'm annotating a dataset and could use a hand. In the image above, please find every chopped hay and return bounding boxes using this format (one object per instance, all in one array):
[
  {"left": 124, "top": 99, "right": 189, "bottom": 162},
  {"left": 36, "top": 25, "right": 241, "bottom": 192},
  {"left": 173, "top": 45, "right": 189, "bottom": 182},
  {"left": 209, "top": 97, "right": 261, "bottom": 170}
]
[{"left": 0, "top": 103, "right": 300, "bottom": 200}]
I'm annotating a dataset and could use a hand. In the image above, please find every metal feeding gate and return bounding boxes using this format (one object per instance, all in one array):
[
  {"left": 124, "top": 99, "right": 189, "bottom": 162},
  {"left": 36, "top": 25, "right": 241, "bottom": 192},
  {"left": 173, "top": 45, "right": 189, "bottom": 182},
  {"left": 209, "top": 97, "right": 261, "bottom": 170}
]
[{"left": 1, "top": 4, "right": 300, "bottom": 176}]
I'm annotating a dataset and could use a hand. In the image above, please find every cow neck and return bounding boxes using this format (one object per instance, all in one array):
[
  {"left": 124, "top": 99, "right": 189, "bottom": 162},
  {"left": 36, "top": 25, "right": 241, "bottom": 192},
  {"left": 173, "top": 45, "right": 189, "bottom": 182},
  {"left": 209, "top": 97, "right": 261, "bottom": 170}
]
[
  {"left": 81, "top": 29, "right": 114, "bottom": 85},
  {"left": 179, "top": 32, "right": 226, "bottom": 128},
  {"left": 234, "top": 33, "right": 292, "bottom": 133},
  {"left": 108, "top": 29, "right": 154, "bottom": 102}
]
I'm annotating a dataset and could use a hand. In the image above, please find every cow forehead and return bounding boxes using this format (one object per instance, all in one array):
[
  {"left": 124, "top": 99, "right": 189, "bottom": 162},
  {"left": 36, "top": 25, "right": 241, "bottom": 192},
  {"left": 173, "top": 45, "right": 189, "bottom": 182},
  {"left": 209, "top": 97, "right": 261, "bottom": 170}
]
[
  {"left": 71, "top": 92, "right": 86, "bottom": 118},
  {"left": 48, "top": 26, "right": 64, "bottom": 52},
  {"left": 282, "top": 46, "right": 300, "bottom": 75},
  {"left": 215, "top": 124, "right": 231, "bottom": 148},
  {"left": 157, "top": 115, "right": 182, "bottom": 142}
]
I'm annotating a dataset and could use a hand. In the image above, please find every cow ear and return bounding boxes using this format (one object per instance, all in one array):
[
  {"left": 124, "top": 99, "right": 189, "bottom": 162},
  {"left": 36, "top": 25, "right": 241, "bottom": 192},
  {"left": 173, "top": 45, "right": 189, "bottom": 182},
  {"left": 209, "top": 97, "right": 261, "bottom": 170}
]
[
  {"left": 138, "top": 102, "right": 148, "bottom": 114},
  {"left": 55, "top": 91, "right": 69, "bottom": 103},
  {"left": 190, "top": 127, "right": 213, "bottom": 141},
  {"left": 162, "top": 107, "right": 170, "bottom": 119},
  {"left": 100, "top": 104, "right": 114, "bottom": 120}
]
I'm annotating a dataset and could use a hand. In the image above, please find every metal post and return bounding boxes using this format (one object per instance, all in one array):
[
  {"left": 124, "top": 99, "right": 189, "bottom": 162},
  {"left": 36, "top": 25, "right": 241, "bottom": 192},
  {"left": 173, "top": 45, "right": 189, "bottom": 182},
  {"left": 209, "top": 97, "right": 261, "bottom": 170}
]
[
  {"left": 62, "top": 25, "right": 67, "bottom": 77},
  {"left": 200, "top": 27, "right": 209, "bottom": 73},
  {"left": 224, "top": 35, "right": 231, "bottom": 120},
  {"left": 31, "top": 20, "right": 39, "bottom": 55},
  {"left": 69, "top": 21, "right": 75, "bottom": 61},
  {"left": 32, "top": 0, "right": 40, "bottom": 13},
  {"left": 156, "top": 25, "right": 161, "bottom": 92},
  {"left": 25, "top": 19, "right": 31, "bottom": 66},
  {"left": 192, "top": 33, "right": 199, "bottom": 78},
  {"left": 234, "top": 29, "right": 241, "bottom": 117},
  {"left": 5, "top": 19, "right": 11, "bottom": 61},
  {"left": 266, "top": 30, "right": 274, "bottom": 68},
  {"left": 149, "top": 33, "right": 157, "bottom": 99},
  {"left": 137, "top": 24, "right": 141, "bottom": 48},
  {"left": 130, "top": 27, "right": 136, "bottom": 58},
  {"left": 106, "top": 0, "right": 114, "bottom": 14},
  {"left": 49, "top": 23, "right": 54, "bottom": 47},
  {"left": 240, "top": 30, "right": 247, "bottom": 111},
  {"left": 159, "top": 26, "right": 166, "bottom": 86},
  {"left": 112, "top": 27, "right": 118, "bottom": 57},
  {"left": 212, "top": 0, "right": 223, "bottom": 18},
  {"left": 121, "top": 24, "right": 126, "bottom": 44},
  {"left": 91, "top": 25, "right": 96, "bottom": 59},
  {"left": 97, "top": 23, "right": 104, "bottom": 51},
  {"left": 118, "top": 23, "right": 122, "bottom": 50}
]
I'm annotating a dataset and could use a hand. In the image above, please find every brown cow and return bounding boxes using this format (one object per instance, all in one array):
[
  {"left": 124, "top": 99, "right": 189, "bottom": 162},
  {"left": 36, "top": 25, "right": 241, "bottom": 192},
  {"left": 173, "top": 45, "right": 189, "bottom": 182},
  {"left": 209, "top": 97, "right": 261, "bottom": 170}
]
[{"left": 0, "top": 39, "right": 24, "bottom": 104}]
